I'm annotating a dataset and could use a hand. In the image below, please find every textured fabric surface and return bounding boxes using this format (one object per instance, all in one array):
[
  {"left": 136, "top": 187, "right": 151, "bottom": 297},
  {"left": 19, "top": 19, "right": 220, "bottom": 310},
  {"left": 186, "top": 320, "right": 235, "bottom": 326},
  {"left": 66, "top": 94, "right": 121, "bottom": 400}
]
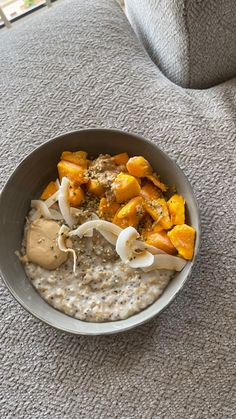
[
  {"left": 0, "top": 1, "right": 236, "bottom": 418},
  {"left": 126, "top": 0, "right": 236, "bottom": 88}
]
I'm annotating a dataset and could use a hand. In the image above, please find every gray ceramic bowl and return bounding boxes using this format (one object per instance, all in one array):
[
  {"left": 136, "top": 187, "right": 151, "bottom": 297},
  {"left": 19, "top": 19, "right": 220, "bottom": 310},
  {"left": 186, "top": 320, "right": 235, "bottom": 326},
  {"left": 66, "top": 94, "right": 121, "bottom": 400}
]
[{"left": 0, "top": 129, "right": 200, "bottom": 335}]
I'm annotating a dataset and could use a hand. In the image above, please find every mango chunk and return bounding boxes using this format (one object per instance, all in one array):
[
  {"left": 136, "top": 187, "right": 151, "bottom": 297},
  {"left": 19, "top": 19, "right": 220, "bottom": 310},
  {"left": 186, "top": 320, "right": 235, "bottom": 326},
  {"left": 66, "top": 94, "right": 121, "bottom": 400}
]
[
  {"left": 112, "top": 196, "right": 145, "bottom": 228},
  {"left": 68, "top": 184, "right": 85, "bottom": 207},
  {"left": 146, "top": 230, "right": 177, "bottom": 255},
  {"left": 112, "top": 173, "right": 141, "bottom": 203},
  {"left": 98, "top": 198, "right": 120, "bottom": 221},
  {"left": 127, "top": 156, "right": 152, "bottom": 177},
  {"left": 143, "top": 198, "right": 172, "bottom": 229},
  {"left": 140, "top": 182, "right": 162, "bottom": 201},
  {"left": 167, "top": 224, "right": 196, "bottom": 260},
  {"left": 117, "top": 196, "right": 144, "bottom": 219},
  {"left": 57, "top": 160, "right": 88, "bottom": 185},
  {"left": 151, "top": 221, "right": 165, "bottom": 233},
  {"left": 61, "top": 151, "right": 88, "bottom": 167},
  {"left": 40, "top": 181, "right": 58, "bottom": 200},
  {"left": 112, "top": 152, "right": 129, "bottom": 166},
  {"left": 87, "top": 179, "right": 104, "bottom": 197},
  {"left": 167, "top": 194, "right": 185, "bottom": 225},
  {"left": 112, "top": 216, "right": 131, "bottom": 229},
  {"left": 146, "top": 174, "right": 167, "bottom": 192}
]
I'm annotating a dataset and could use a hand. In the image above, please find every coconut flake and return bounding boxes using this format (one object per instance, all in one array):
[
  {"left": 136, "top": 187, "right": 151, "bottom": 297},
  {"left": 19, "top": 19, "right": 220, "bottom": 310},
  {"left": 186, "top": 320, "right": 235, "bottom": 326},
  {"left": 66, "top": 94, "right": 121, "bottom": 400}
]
[
  {"left": 83, "top": 213, "right": 99, "bottom": 237},
  {"left": 129, "top": 250, "right": 155, "bottom": 268},
  {"left": 31, "top": 200, "right": 53, "bottom": 220},
  {"left": 69, "top": 219, "right": 122, "bottom": 237},
  {"left": 49, "top": 208, "right": 64, "bottom": 220},
  {"left": 142, "top": 254, "right": 187, "bottom": 272},
  {"left": 86, "top": 214, "right": 122, "bottom": 244},
  {"left": 58, "top": 224, "right": 77, "bottom": 273},
  {"left": 44, "top": 190, "right": 59, "bottom": 208},
  {"left": 116, "top": 226, "right": 155, "bottom": 268},
  {"left": 58, "top": 177, "right": 76, "bottom": 227},
  {"left": 30, "top": 187, "right": 60, "bottom": 221}
]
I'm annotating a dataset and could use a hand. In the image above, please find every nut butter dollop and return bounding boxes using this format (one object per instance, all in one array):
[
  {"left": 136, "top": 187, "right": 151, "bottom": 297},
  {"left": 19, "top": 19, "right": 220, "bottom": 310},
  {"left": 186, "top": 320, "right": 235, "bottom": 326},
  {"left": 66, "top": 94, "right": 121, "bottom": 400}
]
[{"left": 26, "top": 219, "right": 68, "bottom": 270}]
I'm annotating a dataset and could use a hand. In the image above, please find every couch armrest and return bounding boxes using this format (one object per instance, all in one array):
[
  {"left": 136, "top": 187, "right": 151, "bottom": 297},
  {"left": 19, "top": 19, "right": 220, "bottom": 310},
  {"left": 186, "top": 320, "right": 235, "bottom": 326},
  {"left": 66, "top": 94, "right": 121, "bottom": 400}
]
[{"left": 126, "top": 0, "right": 236, "bottom": 88}]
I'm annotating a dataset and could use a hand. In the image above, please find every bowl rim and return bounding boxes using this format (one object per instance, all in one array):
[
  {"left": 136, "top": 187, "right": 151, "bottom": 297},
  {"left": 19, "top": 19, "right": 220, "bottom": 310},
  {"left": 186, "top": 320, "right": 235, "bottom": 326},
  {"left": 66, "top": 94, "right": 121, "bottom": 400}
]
[{"left": 0, "top": 128, "right": 201, "bottom": 335}]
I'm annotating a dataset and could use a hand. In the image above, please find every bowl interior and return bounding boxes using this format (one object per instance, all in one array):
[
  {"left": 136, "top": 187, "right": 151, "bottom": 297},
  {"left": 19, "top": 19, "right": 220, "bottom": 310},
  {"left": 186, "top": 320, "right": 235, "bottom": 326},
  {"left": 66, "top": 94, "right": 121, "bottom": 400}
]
[{"left": 0, "top": 129, "right": 200, "bottom": 335}]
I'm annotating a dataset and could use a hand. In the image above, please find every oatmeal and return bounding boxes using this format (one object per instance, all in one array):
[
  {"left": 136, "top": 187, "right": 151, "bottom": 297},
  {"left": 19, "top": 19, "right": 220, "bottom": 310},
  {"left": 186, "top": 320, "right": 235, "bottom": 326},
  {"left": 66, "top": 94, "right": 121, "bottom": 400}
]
[
  {"left": 19, "top": 150, "right": 195, "bottom": 322},
  {"left": 24, "top": 231, "right": 173, "bottom": 322}
]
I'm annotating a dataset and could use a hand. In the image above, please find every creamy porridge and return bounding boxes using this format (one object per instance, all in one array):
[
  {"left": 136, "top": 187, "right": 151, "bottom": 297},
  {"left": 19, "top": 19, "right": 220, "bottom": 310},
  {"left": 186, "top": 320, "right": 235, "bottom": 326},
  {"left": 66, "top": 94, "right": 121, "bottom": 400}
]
[
  {"left": 24, "top": 230, "right": 173, "bottom": 322},
  {"left": 19, "top": 151, "right": 195, "bottom": 322}
]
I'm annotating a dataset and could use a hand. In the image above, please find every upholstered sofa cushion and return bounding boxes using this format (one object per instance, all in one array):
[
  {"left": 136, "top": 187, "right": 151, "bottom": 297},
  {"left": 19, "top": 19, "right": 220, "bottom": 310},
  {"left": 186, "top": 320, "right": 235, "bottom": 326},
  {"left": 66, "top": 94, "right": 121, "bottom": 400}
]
[{"left": 126, "top": 0, "right": 236, "bottom": 88}]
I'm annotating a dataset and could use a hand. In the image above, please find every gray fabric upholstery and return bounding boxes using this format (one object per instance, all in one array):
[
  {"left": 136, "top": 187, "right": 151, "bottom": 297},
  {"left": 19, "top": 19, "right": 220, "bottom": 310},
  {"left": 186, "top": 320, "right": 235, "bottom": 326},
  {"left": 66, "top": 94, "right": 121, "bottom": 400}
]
[
  {"left": 0, "top": 1, "right": 235, "bottom": 418},
  {"left": 126, "top": 0, "right": 236, "bottom": 88}
]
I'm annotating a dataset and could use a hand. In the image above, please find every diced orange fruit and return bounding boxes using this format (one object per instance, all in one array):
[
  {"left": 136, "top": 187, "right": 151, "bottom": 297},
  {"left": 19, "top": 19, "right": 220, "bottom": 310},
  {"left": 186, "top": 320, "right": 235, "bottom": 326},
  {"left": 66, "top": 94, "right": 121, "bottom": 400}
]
[
  {"left": 167, "top": 194, "right": 185, "bottom": 225},
  {"left": 149, "top": 221, "right": 165, "bottom": 233},
  {"left": 40, "top": 181, "right": 58, "bottom": 200},
  {"left": 146, "top": 230, "right": 177, "bottom": 255},
  {"left": 87, "top": 179, "right": 104, "bottom": 197},
  {"left": 140, "top": 182, "right": 162, "bottom": 201},
  {"left": 167, "top": 224, "right": 196, "bottom": 260},
  {"left": 57, "top": 160, "right": 88, "bottom": 185},
  {"left": 143, "top": 198, "right": 172, "bottom": 229},
  {"left": 117, "top": 196, "right": 144, "bottom": 218},
  {"left": 98, "top": 198, "right": 120, "bottom": 221},
  {"left": 113, "top": 196, "right": 145, "bottom": 228},
  {"left": 112, "top": 215, "right": 132, "bottom": 229},
  {"left": 61, "top": 151, "right": 88, "bottom": 167},
  {"left": 112, "top": 173, "right": 141, "bottom": 203},
  {"left": 143, "top": 200, "right": 162, "bottom": 221},
  {"left": 68, "top": 184, "right": 85, "bottom": 207},
  {"left": 126, "top": 156, "right": 152, "bottom": 177},
  {"left": 146, "top": 174, "right": 167, "bottom": 192},
  {"left": 112, "top": 152, "right": 129, "bottom": 165}
]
